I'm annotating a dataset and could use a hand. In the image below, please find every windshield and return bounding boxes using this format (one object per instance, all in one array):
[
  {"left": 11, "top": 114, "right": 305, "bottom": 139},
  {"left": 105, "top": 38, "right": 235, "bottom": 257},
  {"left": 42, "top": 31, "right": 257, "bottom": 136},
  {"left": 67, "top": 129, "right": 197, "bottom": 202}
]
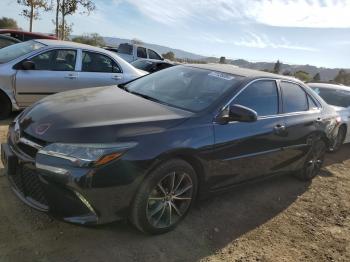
[
  {"left": 131, "top": 60, "right": 154, "bottom": 72},
  {"left": 0, "top": 40, "right": 45, "bottom": 64},
  {"left": 124, "top": 65, "right": 243, "bottom": 112},
  {"left": 312, "top": 86, "right": 350, "bottom": 108}
]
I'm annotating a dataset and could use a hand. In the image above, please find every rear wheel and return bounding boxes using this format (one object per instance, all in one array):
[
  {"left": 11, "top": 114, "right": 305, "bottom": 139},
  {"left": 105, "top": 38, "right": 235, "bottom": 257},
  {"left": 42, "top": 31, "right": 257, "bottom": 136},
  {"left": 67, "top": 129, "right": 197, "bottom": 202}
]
[
  {"left": 0, "top": 93, "right": 12, "bottom": 120},
  {"left": 295, "top": 140, "right": 326, "bottom": 181},
  {"left": 130, "top": 159, "right": 197, "bottom": 234},
  {"left": 330, "top": 126, "right": 346, "bottom": 152}
]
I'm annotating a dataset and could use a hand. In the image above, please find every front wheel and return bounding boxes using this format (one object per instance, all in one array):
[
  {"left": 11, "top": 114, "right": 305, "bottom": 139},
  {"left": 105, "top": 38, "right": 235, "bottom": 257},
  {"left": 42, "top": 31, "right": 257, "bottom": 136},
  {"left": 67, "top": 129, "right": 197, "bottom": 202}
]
[
  {"left": 130, "top": 159, "right": 197, "bottom": 234},
  {"left": 295, "top": 140, "right": 326, "bottom": 181}
]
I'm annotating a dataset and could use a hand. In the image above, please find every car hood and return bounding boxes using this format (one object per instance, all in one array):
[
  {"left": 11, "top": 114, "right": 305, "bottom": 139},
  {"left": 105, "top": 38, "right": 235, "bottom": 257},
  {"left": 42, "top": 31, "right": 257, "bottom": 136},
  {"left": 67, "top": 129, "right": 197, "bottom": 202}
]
[{"left": 19, "top": 86, "right": 193, "bottom": 143}]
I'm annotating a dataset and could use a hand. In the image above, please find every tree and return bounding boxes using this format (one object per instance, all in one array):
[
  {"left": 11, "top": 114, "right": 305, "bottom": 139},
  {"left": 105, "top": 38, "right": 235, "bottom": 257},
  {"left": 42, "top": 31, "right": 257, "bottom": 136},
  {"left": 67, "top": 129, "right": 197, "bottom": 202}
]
[
  {"left": 131, "top": 38, "right": 143, "bottom": 45},
  {"left": 59, "top": 0, "right": 95, "bottom": 40},
  {"left": 162, "top": 51, "right": 175, "bottom": 61},
  {"left": 334, "top": 69, "right": 350, "bottom": 85},
  {"left": 17, "top": 0, "right": 51, "bottom": 32},
  {"left": 312, "top": 73, "right": 321, "bottom": 82},
  {"left": 273, "top": 60, "right": 281, "bottom": 74},
  {"left": 72, "top": 33, "right": 105, "bottom": 46},
  {"left": 57, "top": 22, "right": 73, "bottom": 40},
  {"left": 294, "top": 70, "right": 311, "bottom": 82},
  {"left": 0, "top": 17, "right": 19, "bottom": 29},
  {"left": 219, "top": 56, "right": 226, "bottom": 64}
]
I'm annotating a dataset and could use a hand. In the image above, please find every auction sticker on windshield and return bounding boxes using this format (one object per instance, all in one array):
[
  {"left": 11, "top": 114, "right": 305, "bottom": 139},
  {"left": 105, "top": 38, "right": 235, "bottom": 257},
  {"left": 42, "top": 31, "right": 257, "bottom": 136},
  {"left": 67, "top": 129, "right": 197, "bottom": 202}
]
[{"left": 208, "top": 71, "right": 235, "bottom": 80}]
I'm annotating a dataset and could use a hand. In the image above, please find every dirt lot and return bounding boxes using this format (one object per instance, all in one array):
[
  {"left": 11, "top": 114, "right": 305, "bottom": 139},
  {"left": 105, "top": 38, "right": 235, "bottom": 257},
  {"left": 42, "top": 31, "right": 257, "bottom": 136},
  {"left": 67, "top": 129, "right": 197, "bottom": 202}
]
[{"left": 0, "top": 116, "right": 349, "bottom": 262}]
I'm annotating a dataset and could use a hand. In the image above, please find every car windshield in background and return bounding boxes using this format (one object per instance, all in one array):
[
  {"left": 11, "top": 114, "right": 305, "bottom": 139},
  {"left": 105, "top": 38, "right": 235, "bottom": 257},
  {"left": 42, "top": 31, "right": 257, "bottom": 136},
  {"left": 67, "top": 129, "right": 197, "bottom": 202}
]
[
  {"left": 0, "top": 40, "right": 45, "bottom": 64},
  {"left": 124, "top": 65, "right": 243, "bottom": 112},
  {"left": 118, "top": 43, "right": 133, "bottom": 55},
  {"left": 131, "top": 60, "right": 154, "bottom": 71},
  {"left": 312, "top": 87, "right": 350, "bottom": 108}
]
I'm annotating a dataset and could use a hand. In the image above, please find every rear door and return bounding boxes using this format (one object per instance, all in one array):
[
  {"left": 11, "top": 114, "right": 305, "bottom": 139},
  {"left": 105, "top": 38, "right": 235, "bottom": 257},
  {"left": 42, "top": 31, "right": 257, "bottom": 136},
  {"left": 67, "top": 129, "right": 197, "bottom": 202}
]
[
  {"left": 76, "top": 50, "right": 124, "bottom": 88},
  {"left": 212, "top": 79, "right": 289, "bottom": 189},
  {"left": 279, "top": 81, "right": 322, "bottom": 171},
  {"left": 15, "top": 48, "right": 78, "bottom": 106}
]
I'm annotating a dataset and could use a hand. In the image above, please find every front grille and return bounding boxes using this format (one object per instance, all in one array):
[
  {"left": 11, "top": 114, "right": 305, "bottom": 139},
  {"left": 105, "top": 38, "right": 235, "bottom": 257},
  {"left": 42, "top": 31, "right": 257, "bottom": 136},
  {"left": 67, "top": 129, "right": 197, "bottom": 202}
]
[{"left": 10, "top": 164, "right": 48, "bottom": 210}]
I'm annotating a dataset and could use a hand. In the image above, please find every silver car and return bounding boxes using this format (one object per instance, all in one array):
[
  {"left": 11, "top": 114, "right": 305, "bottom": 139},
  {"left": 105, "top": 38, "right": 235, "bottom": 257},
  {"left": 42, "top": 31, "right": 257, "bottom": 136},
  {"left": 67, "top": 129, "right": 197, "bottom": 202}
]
[
  {"left": 309, "top": 83, "right": 350, "bottom": 151},
  {"left": 0, "top": 40, "right": 147, "bottom": 119}
]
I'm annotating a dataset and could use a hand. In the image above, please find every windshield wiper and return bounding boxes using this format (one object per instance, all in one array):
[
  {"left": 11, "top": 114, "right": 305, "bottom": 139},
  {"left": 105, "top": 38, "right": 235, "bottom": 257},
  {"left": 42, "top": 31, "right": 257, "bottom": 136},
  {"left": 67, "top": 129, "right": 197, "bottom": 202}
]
[{"left": 128, "top": 91, "right": 164, "bottom": 103}]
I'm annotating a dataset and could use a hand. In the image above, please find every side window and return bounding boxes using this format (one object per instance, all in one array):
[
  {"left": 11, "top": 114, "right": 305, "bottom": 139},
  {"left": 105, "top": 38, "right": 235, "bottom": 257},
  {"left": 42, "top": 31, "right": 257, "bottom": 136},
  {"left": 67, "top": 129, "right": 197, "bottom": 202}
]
[
  {"left": 281, "top": 82, "right": 308, "bottom": 113},
  {"left": 82, "top": 51, "right": 121, "bottom": 73},
  {"left": 137, "top": 47, "right": 147, "bottom": 58},
  {"left": 148, "top": 49, "right": 161, "bottom": 60},
  {"left": 0, "top": 38, "right": 14, "bottom": 48},
  {"left": 234, "top": 80, "right": 279, "bottom": 116},
  {"left": 307, "top": 95, "right": 319, "bottom": 110},
  {"left": 31, "top": 49, "right": 76, "bottom": 71}
]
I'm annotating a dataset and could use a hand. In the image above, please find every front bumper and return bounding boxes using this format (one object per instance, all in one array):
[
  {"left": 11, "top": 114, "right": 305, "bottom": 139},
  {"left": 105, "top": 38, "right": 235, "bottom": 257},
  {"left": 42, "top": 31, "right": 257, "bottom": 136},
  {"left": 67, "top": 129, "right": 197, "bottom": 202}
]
[{"left": 1, "top": 136, "right": 142, "bottom": 225}]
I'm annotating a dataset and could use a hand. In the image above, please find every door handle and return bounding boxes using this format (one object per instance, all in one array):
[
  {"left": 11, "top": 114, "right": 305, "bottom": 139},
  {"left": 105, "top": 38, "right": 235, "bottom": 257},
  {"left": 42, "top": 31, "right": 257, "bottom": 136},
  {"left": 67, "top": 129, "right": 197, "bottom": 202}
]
[
  {"left": 274, "top": 124, "right": 286, "bottom": 135},
  {"left": 64, "top": 74, "right": 77, "bottom": 79},
  {"left": 112, "top": 75, "right": 122, "bottom": 80}
]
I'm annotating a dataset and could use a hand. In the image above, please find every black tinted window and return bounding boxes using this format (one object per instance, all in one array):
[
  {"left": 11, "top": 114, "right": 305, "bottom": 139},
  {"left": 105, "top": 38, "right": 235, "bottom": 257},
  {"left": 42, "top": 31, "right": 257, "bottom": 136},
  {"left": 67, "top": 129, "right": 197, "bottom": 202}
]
[
  {"left": 148, "top": 49, "right": 161, "bottom": 60},
  {"left": 82, "top": 51, "right": 121, "bottom": 73},
  {"left": 137, "top": 47, "right": 147, "bottom": 58},
  {"left": 234, "top": 80, "right": 278, "bottom": 116},
  {"left": 31, "top": 49, "right": 76, "bottom": 71},
  {"left": 118, "top": 44, "right": 132, "bottom": 55},
  {"left": 281, "top": 82, "right": 308, "bottom": 113},
  {"left": 308, "top": 95, "right": 319, "bottom": 110}
]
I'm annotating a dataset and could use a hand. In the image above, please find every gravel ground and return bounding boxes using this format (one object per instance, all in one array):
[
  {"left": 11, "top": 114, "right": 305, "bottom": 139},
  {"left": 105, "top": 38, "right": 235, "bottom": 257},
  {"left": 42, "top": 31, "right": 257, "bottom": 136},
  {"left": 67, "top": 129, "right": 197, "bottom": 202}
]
[{"left": 0, "top": 116, "right": 349, "bottom": 262}]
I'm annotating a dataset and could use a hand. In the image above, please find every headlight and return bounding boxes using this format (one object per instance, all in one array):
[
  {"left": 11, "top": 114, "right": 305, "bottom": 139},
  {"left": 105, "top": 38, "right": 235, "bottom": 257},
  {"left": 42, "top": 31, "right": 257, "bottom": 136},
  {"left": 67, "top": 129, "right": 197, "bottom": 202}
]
[{"left": 38, "top": 142, "right": 137, "bottom": 167}]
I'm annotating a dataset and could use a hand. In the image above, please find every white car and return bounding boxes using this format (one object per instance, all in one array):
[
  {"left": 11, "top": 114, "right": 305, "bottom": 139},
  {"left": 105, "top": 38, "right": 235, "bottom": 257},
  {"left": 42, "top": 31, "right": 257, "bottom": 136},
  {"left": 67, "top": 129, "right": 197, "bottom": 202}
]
[
  {"left": 0, "top": 40, "right": 148, "bottom": 119},
  {"left": 309, "top": 83, "right": 350, "bottom": 151}
]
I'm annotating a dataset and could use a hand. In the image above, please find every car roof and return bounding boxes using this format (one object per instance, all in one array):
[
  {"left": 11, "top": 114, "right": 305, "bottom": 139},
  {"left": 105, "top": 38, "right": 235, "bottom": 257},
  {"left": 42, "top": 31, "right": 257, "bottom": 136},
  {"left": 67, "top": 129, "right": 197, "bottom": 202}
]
[
  {"left": 186, "top": 63, "right": 299, "bottom": 81},
  {"left": 308, "top": 82, "right": 350, "bottom": 91},
  {"left": 35, "top": 39, "right": 106, "bottom": 52},
  {"left": 0, "top": 29, "right": 57, "bottom": 39}
]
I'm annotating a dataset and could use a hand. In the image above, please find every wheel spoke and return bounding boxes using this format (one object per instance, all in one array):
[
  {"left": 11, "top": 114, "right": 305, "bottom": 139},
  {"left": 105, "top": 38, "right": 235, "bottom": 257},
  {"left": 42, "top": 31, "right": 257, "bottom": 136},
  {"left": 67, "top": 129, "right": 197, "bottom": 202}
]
[
  {"left": 168, "top": 202, "right": 172, "bottom": 226},
  {"left": 157, "top": 182, "right": 167, "bottom": 196},
  {"left": 149, "top": 203, "right": 165, "bottom": 217},
  {"left": 173, "top": 173, "right": 185, "bottom": 192},
  {"left": 154, "top": 205, "right": 167, "bottom": 225},
  {"left": 175, "top": 184, "right": 192, "bottom": 196},
  {"left": 170, "top": 172, "right": 176, "bottom": 192},
  {"left": 170, "top": 202, "right": 182, "bottom": 217},
  {"left": 148, "top": 197, "right": 165, "bottom": 201},
  {"left": 173, "top": 196, "right": 192, "bottom": 200}
]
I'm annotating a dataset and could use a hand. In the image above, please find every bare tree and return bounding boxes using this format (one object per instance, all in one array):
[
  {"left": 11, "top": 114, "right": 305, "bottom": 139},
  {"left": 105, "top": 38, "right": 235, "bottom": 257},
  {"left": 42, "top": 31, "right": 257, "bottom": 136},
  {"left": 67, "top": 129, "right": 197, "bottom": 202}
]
[
  {"left": 58, "top": 0, "right": 95, "bottom": 40},
  {"left": 17, "top": 0, "right": 51, "bottom": 32}
]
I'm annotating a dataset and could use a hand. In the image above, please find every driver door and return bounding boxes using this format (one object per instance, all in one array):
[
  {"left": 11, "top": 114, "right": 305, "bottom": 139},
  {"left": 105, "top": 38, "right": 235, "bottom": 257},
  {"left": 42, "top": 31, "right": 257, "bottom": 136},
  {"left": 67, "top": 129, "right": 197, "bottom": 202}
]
[
  {"left": 15, "top": 48, "right": 78, "bottom": 107},
  {"left": 211, "top": 80, "right": 288, "bottom": 190}
]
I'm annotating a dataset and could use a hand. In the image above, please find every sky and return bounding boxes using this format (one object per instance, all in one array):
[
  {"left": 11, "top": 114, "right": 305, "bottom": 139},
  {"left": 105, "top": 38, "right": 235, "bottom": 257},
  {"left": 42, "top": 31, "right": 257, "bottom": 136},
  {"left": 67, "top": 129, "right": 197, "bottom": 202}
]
[{"left": 1, "top": 0, "right": 350, "bottom": 68}]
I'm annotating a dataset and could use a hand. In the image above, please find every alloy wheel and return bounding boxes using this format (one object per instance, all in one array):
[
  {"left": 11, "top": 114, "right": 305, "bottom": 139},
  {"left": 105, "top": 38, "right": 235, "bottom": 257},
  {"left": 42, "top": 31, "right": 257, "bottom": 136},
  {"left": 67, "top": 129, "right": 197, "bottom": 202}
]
[{"left": 146, "top": 171, "right": 193, "bottom": 229}]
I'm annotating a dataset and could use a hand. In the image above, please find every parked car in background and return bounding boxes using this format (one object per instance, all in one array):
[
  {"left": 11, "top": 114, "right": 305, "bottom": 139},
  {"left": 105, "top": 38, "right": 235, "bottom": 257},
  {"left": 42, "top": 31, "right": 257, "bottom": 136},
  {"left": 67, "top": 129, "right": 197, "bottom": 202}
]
[
  {"left": 131, "top": 58, "right": 174, "bottom": 73},
  {"left": 309, "top": 83, "right": 350, "bottom": 151},
  {"left": 0, "top": 29, "right": 57, "bottom": 42},
  {"left": 1, "top": 65, "right": 338, "bottom": 234},
  {"left": 0, "top": 35, "right": 21, "bottom": 49},
  {"left": 106, "top": 43, "right": 163, "bottom": 62},
  {"left": 0, "top": 40, "right": 147, "bottom": 119}
]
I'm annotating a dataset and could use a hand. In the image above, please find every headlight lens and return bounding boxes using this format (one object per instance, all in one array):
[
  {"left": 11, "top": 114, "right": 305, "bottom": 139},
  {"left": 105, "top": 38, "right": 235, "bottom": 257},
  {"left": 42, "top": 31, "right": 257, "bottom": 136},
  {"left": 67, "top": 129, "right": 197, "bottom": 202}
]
[{"left": 38, "top": 142, "right": 136, "bottom": 167}]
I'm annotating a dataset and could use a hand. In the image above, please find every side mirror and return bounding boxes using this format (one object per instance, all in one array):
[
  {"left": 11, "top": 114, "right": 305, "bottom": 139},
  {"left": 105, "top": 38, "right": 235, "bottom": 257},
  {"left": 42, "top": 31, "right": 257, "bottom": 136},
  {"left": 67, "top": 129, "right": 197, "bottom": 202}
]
[
  {"left": 21, "top": 60, "right": 35, "bottom": 70},
  {"left": 228, "top": 104, "right": 258, "bottom": 122}
]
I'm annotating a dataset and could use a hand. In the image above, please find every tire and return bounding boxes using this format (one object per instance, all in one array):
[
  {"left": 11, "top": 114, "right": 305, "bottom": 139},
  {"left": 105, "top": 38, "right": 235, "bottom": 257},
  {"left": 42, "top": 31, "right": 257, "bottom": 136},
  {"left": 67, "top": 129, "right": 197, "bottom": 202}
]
[
  {"left": 330, "top": 126, "right": 346, "bottom": 152},
  {"left": 295, "top": 140, "right": 326, "bottom": 181},
  {"left": 130, "top": 159, "right": 198, "bottom": 234},
  {"left": 0, "top": 93, "right": 12, "bottom": 120}
]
